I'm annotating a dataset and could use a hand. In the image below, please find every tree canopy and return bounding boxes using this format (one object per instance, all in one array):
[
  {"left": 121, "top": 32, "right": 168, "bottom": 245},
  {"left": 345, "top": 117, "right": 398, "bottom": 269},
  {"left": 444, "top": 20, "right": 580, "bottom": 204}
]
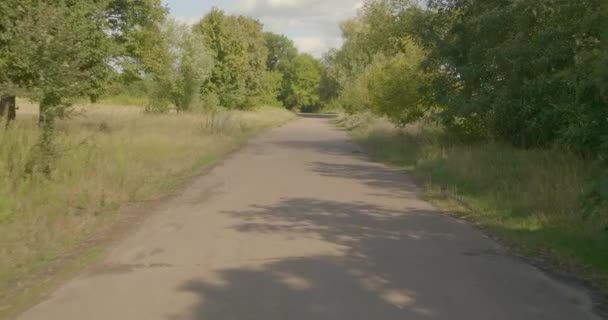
[
  {"left": 320, "top": 0, "right": 608, "bottom": 155},
  {"left": 282, "top": 54, "right": 323, "bottom": 111}
]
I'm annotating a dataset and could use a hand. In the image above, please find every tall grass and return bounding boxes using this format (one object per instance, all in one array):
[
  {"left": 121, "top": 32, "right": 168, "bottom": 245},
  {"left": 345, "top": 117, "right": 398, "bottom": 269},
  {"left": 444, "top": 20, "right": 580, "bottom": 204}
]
[
  {"left": 340, "top": 113, "right": 608, "bottom": 290},
  {"left": 97, "top": 94, "right": 148, "bottom": 107},
  {"left": 0, "top": 102, "right": 293, "bottom": 317}
]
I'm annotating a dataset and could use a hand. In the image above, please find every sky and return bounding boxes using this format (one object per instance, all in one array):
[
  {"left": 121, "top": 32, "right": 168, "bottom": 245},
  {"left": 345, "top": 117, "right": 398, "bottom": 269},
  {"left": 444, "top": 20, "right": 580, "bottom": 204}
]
[{"left": 162, "top": 0, "right": 363, "bottom": 57}]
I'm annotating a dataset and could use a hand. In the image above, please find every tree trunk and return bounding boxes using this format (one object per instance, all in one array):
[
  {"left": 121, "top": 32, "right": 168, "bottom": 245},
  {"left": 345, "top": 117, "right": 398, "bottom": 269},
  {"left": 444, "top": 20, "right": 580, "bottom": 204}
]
[
  {"left": 0, "top": 97, "right": 5, "bottom": 118},
  {"left": 2, "top": 96, "right": 17, "bottom": 127},
  {"left": 1, "top": 95, "right": 16, "bottom": 126},
  {"left": 37, "top": 94, "right": 60, "bottom": 176}
]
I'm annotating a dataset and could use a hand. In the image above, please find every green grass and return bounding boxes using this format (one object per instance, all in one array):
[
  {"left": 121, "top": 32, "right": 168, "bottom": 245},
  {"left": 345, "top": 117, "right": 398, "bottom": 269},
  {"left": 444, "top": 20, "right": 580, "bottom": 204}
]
[
  {"left": 339, "top": 113, "right": 608, "bottom": 291},
  {"left": 0, "top": 102, "right": 293, "bottom": 319}
]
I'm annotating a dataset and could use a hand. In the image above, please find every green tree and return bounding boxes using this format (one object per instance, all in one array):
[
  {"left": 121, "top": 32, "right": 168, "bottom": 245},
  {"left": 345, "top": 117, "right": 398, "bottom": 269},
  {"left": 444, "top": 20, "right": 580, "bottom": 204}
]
[
  {"left": 147, "top": 19, "right": 214, "bottom": 112},
  {"left": 195, "top": 9, "right": 269, "bottom": 109},
  {"left": 420, "top": 0, "right": 607, "bottom": 148},
  {"left": 0, "top": 0, "right": 33, "bottom": 126},
  {"left": 263, "top": 32, "right": 299, "bottom": 106},
  {"left": 105, "top": 0, "right": 170, "bottom": 81},
  {"left": 320, "top": 0, "right": 430, "bottom": 121},
  {"left": 318, "top": 50, "right": 342, "bottom": 103},
  {"left": 264, "top": 32, "right": 298, "bottom": 72},
  {"left": 237, "top": 16, "right": 270, "bottom": 106},
  {"left": 5, "top": 1, "right": 113, "bottom": 173},
  {"left": 365, "top": 49, "right": 430, "bottom": 125},
  {"left": 283, "top": 54, "right": 322, "bottom": 111},
  {"left": 0, "top": 0, "right": 169, "bottom": 123}
]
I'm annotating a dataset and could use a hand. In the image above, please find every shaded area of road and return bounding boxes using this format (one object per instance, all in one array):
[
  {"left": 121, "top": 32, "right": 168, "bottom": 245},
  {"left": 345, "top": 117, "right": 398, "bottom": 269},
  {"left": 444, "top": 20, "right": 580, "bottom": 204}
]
[{"left": 18, "top": 116, "right": 600, "bottom": 320}]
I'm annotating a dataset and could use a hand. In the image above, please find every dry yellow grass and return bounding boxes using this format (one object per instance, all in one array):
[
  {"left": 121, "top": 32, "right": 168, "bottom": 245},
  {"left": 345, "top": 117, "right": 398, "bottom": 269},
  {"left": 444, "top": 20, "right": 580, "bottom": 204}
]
[{"left": 0, "top": 101, "right": 293, "bottom": 316}]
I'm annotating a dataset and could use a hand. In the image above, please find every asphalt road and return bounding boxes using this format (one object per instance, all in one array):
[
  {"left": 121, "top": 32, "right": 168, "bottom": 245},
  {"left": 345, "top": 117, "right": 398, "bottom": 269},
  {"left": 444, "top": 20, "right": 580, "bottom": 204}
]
[{"left": 18, "top": 116, "right": 600, "bottom": 320}]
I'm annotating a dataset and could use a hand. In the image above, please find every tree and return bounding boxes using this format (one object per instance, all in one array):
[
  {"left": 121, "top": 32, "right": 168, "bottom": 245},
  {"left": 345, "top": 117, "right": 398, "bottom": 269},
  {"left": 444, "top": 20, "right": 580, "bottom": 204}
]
[
  {"left": 195, "top": 9, "right": 246, "bottom": 108},
  {"left": 365, "top": 49, "right": 430, "bottom": 126},
  {"left": 0, "top": 0, "right": 30, "bottom": 126},
  {"left": 6, "top": 1, "right": 114, "bottom": 173},
  {"left": 318, "top": 50, "right": 341, "bottom": 103},
  {"left": 147, "top": 19, "right": 214, "bottom": 112},
  {"left": 236, "top": 16, "right": 270, "bottom": 106},
  {"left": 0, "top": 96, "right": 16, "bottom": 128},
  {"left": 264, "top": 32, "right": 298, "bottom": 72},
  {"left": 194, "top": 9, "right": 270, "bottom": 109},
  {"left": 105, "top": 0, "right": 170, "bottom": 81},
  {"left": 283, "top": 54, "right": 322, "bottom": 111},
  {"left": 0, "top": 0, "right": 169, "bottom": 124},
  {"left": 263, "top": 32, "right": 300, "bottom": 107},
  {"left": 421, "top": 0, "right": 607, "bottom": 148},
  {"left": 319, "top": 0, "right": 430, "bottom": 120}
]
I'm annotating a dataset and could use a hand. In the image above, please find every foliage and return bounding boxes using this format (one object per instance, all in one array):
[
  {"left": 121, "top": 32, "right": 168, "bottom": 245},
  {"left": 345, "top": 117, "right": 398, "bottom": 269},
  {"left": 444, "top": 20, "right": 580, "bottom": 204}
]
[
  {"left": 105, "top": 0, "right": 170, "bottom": 81},
  {"left": 322, "top": 0, "right": 608, "bottom": 221},
  {"left": 324, "top": 0, "right": 608, "bottom": 274},
  {"left": 341, "top": 113, "right": 608, "bottom": 292},
  {"left": 1, "top": 0, "right": 170, "bottom": 173},
  {"left": 264, "top": 32, "right": 300, "bottom": 107},
  {"left": 264, "top": 32, "right": 298, "bottom": 72},
  {"left": 417, "top": 0, "right": 608, "bottom": 151},
  {"left": 1, "top": 0, "right": 169, "bottom": 100},
  {"left": 282, "top": 54, "right": 323, "bottom": 111},
  {"left": 248, "top": 70, "right": 283, "bottom": 107},
  {"left": 324, "top": 0, "right": 607, "bottom": 153},
  {"left": 147, "top": 19, "right": 214, "bottom": 112},
  {"left": 5, "top": 1, "right": 112, "bottom": 104},
  {"left": 194, "top": 9, "right": 272, "bottom": 109},
  {"left": 320, "top": 1, "right": 429, "bottom": 120},
  {"left": 335, "top": 46, "right": 430, "bottom": 124}
]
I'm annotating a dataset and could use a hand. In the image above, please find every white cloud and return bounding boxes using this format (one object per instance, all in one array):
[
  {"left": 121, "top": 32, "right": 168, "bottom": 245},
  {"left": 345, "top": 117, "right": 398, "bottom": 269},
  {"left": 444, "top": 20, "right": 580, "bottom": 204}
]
[
  {"left": 293, "top": 36, "right": 343, "bottom": 57},
  {"left": 229, "top": 0, "right": 360, "bottom": 57},
  {"left": 174, "top": 16, "right": 200, "bottom": 25},
  {"left": 165, "top": 0, "right": 359, "bottom": 57},
  {"left": 292, "top": 36, "right": 323, "bottom": 54}
]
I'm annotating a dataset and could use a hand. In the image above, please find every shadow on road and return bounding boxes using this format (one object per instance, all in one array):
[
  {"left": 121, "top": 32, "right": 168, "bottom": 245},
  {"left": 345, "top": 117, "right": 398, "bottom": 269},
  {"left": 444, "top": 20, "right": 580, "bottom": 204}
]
[
  {"left": 167, "top": 192, "right": 575, "bottom": 320},
  {"left": 271, "top": 138, "right": 366, "bottom": 157},
  {"left": 173, "top": 198, "right": 459, "bottom": 319},
  {"left": 296, "top": 113, "right": 339, "bottom": 119},
  {"left": 168, "top": 131, "right": 591, "bottom": 320},
  {"left": 311, "top": 161, "right": 419, "bottom": 195}
]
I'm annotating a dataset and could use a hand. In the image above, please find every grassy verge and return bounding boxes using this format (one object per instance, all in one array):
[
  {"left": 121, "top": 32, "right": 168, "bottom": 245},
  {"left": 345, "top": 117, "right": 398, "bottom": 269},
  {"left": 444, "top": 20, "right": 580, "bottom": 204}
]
[
  {"left": 339, "top": 113, "right": 608, "bottom": 292},
  {"left": 0, "top": 102, "right": 293, "bottom": 318}
]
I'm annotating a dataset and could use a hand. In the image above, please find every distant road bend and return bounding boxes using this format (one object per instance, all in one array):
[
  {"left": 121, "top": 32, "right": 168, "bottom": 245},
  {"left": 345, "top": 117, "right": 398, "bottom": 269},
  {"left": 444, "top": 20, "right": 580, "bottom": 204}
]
[{"left": 18, "top": 116, "right": 600, "bottom": 320}]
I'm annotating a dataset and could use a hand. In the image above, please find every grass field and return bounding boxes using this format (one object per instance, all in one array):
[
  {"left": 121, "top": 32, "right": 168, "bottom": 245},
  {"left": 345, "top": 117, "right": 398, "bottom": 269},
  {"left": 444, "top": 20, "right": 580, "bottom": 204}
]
[
  {"left": 339, "top": 113, "right": 608, "bottom": 293},
  {"left": 0, "top": 101, "right": 293, "bottom": 318}
]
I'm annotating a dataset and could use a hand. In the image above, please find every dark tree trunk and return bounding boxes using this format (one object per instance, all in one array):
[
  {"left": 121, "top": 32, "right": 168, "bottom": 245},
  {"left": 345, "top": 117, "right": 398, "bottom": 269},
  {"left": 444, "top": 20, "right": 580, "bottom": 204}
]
[
  {"left": 37, "top": 94, "right": 60, "bottom": 175},
  {"left": 1, "top": 95, "right": 16, "bottom": 127},
  {"left": 6, "top": 96, "right": 16, "bottom": 125},
  {"left": 0, "top": 98, "right": 5, "bottom": 118}
]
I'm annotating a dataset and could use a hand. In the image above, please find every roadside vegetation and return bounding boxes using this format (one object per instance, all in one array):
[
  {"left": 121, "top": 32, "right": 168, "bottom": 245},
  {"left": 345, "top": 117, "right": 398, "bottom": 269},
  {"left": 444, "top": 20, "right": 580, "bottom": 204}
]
[
  {"left": 340, "top": 114, "right": 607, "bottom": 289},
  {"left": 0, "top": 103, "right": 292, "bottom": 317},
  {"left": 320, "top": 0, "right": 608, "bottom": 288},
  {"left": 0, "top": 1, "right": 300, "bottom": 316}
]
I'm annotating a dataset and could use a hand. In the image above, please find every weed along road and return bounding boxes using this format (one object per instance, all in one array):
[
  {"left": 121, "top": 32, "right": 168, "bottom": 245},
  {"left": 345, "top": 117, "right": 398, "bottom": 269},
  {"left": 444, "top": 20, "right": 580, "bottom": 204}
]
[{"left": 18, "top": 116, "right": 600, "bottom": 320}]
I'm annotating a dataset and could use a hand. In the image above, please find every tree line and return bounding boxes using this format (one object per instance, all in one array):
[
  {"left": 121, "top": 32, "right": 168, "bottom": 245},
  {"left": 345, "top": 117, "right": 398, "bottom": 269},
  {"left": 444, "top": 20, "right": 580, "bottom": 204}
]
[
  {"left": 0, "top": 1, "right": 323, "bottom": 173},
  {"left": 320, "top": 0, "right": 607, "bottom": 157},
  {"left": 3, "top": 0, "right": 606, "bottom": 172}
]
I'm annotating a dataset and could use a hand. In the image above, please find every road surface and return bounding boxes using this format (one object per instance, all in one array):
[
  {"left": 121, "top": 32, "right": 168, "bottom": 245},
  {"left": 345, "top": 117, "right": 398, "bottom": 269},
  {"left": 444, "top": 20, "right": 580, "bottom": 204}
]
[{"left": 18, "top": 116, "right": 600, "bottom": 320}]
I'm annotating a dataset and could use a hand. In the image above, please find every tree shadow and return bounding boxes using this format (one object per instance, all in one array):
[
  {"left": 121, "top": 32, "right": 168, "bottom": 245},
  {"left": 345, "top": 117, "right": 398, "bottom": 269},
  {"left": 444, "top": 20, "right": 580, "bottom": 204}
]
[
  {"left": 169, "top": 197, "right": 588, "bottom": 319},
  {"left": 166, "top": 127, "right": 595, "bottom": 319},
  {"left": 271, "top": 138, "right": 367, "bottom": 157},
  {"left": 310, "top": 161, "right": 419, "bottom": 195},
  {"left": 174, "top": 256, "right": 428, "bottom": 320}
]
